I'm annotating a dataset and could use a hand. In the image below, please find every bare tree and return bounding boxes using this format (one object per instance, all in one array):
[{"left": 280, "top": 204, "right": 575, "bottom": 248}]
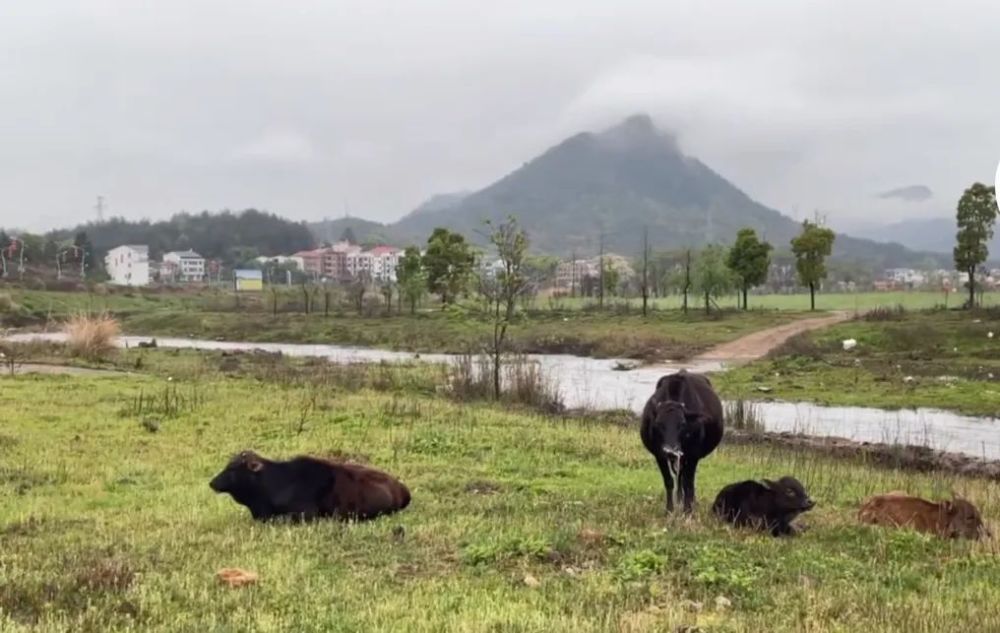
[{"left": 481, "top": 217, "right": 530, "bottom": 400}]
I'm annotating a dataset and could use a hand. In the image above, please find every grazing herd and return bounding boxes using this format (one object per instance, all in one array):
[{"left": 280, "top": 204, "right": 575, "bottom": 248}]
[{"left": 210, "top": 369, "right": 990, "bottom": 542}]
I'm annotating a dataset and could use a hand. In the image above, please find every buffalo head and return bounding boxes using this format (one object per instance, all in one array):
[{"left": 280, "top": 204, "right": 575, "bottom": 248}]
[
  {"left": 210, "top": 450, "right": 267, "bottom": 496},
  {"left": 763, "top": 476, "right": 815, "bottom": 514},
  {"left": 653, "top": 400, "right": 705, "bottom": 473},
  {"left": 943, "top": 497, "right": 990, "bottom": 540}
]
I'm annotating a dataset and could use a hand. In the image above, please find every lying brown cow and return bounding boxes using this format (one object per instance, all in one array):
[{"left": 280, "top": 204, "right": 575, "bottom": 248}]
[
  {"left": 858, "top": 492, "right": 990, "bottom": 540},
  {"left": 210, "top": 451, "right": 411, "bottom": 522}
]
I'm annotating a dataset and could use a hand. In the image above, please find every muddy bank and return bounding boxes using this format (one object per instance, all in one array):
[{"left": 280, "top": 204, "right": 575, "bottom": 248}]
[{"left": 726, "top": 429, "right": 1000, "bottom": 481}]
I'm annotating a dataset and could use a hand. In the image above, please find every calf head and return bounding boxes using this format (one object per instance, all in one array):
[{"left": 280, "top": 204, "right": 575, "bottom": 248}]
[
  {"left": 942, "top": 497, "right": 989, "bottom": 540},
  {"left": 210, "top": 451, "right": 267, "bottom": 498},
  {"left": 763, "top": 477, "right": 815, "bottom": 516}
]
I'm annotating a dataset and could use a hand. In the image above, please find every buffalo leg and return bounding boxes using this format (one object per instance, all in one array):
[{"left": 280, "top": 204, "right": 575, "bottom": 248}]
[
  {"left": 653, "top": 454, "right": 676, "bottom": 513},
  {"left": 679, "top": 459, "right": 698, "bottom": 513}
]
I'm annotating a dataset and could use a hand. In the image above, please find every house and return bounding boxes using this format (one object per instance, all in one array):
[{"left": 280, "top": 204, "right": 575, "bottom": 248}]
[
  {"left": 234, "top": 269, "right": 263, "bottom": 292},
  {"left": 367, "top": 245, "right": 402, "bottom": 282},
  {"left": 162, "top": 250, "right": 206, "bottom": 283},
  {"left": 555, "top": 259, "right": 599, "bottom": 291},
  {"left": 104, "top": 245, "right": 150, "bottom": 286}
]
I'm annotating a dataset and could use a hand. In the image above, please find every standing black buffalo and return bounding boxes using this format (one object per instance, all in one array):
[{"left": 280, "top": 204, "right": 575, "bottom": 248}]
[
  {"left": 640, "top": 370, "right": 724, "bottom": 513},
  {"left": 209, "top": 451, "right": 411, "bottom": 522}
]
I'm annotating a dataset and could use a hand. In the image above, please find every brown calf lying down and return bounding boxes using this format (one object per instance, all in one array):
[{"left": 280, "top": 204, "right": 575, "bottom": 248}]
[
  {"left": 210, "top": 451, "right": 411, "bottom": 522},
  {"left": 858, "top": 492, "right": 990, "bottom": 540}
]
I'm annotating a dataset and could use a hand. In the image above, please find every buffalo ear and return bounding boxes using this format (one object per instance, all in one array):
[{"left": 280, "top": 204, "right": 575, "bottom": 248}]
[{"left": 247, "top": 458, "right": 264, "bottom": 473}]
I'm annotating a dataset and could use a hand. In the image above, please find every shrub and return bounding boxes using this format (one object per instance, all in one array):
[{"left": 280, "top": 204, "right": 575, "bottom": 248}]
[
  {"left": 0, "top": 293, "right": 19, "bottom": 313},
  {"left": 64, "top": 313, "right": 120, "bottom": 360},
  {"left": 862, "top": 304, "right": 907, "bottom": 322}
]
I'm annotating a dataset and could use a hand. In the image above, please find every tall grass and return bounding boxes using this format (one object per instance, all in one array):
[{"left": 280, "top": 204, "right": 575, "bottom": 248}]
[
  {"left": 64, "top": 313, "right": 120, "bottom": 360},
  {"left": 724, "top": 396, "right": 764, "bottom": 433},
  {"left": 446, "top": 352, "right": 563, "bottom": 411}
]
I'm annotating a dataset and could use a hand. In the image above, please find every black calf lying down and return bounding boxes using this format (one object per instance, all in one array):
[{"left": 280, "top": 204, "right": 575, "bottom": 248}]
[
  {"left": 210, "top": 451, "right": 411, "bottom": 522},
  {"left": 712, "top": 476, "right": 815, "bottom": 536}
]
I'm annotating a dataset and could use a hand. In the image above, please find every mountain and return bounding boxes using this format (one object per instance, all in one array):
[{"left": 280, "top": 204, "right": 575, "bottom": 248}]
[
  {"left": 386, "top": 115, "right": 940, "bottom": 267},
  {"left": 877, "top": 185, "right": 933, "bottom": 202},
  {"left": 848, "top": 217, "right": 1000, "bottom": 256},
  {"left": 405, "top": 192, "right": 470, "bottom": 218}
]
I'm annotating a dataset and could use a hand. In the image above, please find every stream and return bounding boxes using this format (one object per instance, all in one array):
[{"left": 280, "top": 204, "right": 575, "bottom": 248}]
[{"left": 10, "top": 332, "right": 1000, "bottom": 460}]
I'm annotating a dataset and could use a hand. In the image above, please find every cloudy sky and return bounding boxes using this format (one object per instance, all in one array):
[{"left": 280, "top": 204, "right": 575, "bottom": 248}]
[{"left": 2, "top": 0, "right": 998, "bottom": 232}]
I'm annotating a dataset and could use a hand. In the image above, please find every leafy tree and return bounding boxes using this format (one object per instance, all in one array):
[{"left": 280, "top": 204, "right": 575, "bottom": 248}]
[
  {"left": 953, "top": 182, "right": 997, "bottom": 308},
  {"left": 522, "top": 254, "right": 559, "bottom": 286},
  {"left": 73, "top": 231, "right": 95, "bottom": 277},
  {"left": 790, "top": 220, "right": 836, "bottom": 311},
  {"left": 340, "top": 227, "right": 358, "bottom": 244},
  {"left": 480, "top": 217, "right": 530, "bottom": 400},
  {"left": 424, "top": 228, "right": 476, "bottom": 306},
  {"left": 397, "top": 246, "right": 427, "bottom": 315},
  {"left": 640, "top": 227, "right": 651, "bottom": 316},
  {"left": 726, "top": 228, "right": 772, "bottom": 310},
  {"left": 693, "top": 245, "right": 734, "bottom": 314}
]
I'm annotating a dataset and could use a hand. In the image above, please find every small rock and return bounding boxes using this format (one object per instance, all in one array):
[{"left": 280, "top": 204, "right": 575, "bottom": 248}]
[
  {"left": 842, "top": 339, "right": 857, "bottom": 351},
  {"left": 523, "top": 574, "right": 541, "bottom": 588},
  {"left": 989, "top": 332, "right": 994, "bottom": 339},
  {"left": 756, "top": 385, "right": 773, "bottom": 393},
  {"left": 714, "top": 595, "right": 732, "bottom": 611},
  {"left": 903, "top": 376, "right": 915, "bottom": 384},
  {"left": 216, "top": 568, "right": 258, "bottom": 588}
]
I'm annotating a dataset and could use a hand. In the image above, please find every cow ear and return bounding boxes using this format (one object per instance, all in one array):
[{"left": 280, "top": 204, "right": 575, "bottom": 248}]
[{"left": 247, "top": 458, "right": 264, "bottom": 473}]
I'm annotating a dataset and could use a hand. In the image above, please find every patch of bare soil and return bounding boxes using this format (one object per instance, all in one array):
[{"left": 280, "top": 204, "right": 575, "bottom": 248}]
[{"left": 693, "top": 311, "right": 851, "bottom": 364}]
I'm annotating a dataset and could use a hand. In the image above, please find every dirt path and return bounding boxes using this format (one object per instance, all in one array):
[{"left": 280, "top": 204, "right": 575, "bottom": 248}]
[
  {"left": 691, "top": 311, "right": 852, "bottom": 364},
  {"left": 1, "top": 363, "right": 126, "bottom": 377}
]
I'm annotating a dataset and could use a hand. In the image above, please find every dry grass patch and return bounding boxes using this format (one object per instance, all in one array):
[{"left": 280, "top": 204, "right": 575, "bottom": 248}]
[{"left": 64, "top": 312, "right": 120, "bottom": 360}]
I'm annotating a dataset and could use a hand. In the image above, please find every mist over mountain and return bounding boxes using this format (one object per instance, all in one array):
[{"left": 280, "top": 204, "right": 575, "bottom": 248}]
[
  {"left": 877, "top": 185, "right": 933, "bottom": 202},
  {"left": 320, "top": 115, "right": 943, "bottom": 268}
]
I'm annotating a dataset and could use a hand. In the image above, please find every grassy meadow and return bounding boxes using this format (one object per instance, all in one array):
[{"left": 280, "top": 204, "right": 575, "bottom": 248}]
[
  {"left": 715, "top": 307, "right": 1000, "bottom": 418},
  {"left": 2, "top": 353, "right": 1000, "bottom": 632},
  {"left": 2, "top": 287, "right": 814, "bottom": 361}
]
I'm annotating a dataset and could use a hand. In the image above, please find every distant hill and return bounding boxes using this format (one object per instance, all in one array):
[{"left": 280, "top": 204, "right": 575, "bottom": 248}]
[
  {"left": 308, "top": 216, "right": 400, "bottom": 247},
  {"left": 47, "top": 209, "right": 314, "bottom": 266},
  {"left": 848, "top": 216, "right": 1000, "bottom": 257},
  {"left": 376, "top": 115, "right": 942, "bottom": 267}
]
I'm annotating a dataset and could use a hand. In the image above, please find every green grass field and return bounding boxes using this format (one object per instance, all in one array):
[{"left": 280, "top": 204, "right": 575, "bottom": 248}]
[
  {"left": 715, "top": 308, "right": 1000, "bottom": 417},
  {"left": 2, "top": 359, "right": 999, "bottom": 632}
]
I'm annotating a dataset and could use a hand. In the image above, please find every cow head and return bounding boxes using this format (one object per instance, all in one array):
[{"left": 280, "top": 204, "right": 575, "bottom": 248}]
[
  {"left": 763, "top": 476, "right": 815, "bottom": 515},
  {"left": 210, "top": 450, "right": 267, "bottom": 496},
  {"left": 942, "top": 497, "right": 989, "bottom": 540}
]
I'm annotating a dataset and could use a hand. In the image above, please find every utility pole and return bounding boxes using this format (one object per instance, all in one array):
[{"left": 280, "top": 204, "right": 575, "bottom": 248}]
[
  {"left": 570, "top": 248, "right": 577, "bottom": 298},
  {"left": 598, "top": 231, "right": 605, "bottom": 309},
  {"left": 641, "top": 226, "right": 650, "bottom": 317}
]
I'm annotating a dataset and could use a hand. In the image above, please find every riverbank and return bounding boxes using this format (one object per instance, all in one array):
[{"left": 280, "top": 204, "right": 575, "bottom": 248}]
[
  {"left": 714, "top": 308, "right": 1000, "bottom": 418},
  {"left": 2, "top": 368, "right": 998, "bottom": 632},
  {"left": 3, "top": 287, "right": 818, "bottom": 361}
]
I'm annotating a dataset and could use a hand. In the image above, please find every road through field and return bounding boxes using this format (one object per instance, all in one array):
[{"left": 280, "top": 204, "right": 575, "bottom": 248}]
[{"left": 690, "top": 310, "right": 852, "bottom": 364}]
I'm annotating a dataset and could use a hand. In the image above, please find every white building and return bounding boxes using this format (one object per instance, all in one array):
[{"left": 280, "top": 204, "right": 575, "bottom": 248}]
[
  {"left": 162, "top": 249, "right": 206, "bottom": 283},
  {"left": 367, "top": 246, "right": 402, "bottom": 282},
  {"left": 104, "top": 245, "right": 150, "bottom": 286},
  {"left": 254, "top": 255, "right": 304, "bottom": 270}
]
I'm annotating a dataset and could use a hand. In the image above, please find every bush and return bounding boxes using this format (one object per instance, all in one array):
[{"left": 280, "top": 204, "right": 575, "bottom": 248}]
[
  {"left": 862, "top": 304, "right": 906, "bottom": 322},
  {"left": 65, "top": 313, "right": 120, "bottom": 360},
  {"left": 0, "top": 293, "right": 19, "bottom": 313}
]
